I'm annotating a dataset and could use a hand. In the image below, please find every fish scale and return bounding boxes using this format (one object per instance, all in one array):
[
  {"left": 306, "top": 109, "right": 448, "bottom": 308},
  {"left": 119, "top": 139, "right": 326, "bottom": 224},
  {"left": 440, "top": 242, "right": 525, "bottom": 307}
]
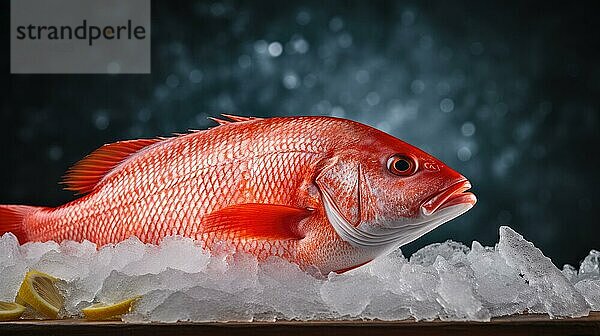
[{"left": 0, "top": 116, "right": 476, "bottom": 274}]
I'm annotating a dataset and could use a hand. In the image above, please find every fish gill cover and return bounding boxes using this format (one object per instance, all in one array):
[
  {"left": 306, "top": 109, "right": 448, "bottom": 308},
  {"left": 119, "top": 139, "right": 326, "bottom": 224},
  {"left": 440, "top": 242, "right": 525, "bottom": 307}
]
[{"left": 0, "top": 226, "right": 598, "bottom": 322}]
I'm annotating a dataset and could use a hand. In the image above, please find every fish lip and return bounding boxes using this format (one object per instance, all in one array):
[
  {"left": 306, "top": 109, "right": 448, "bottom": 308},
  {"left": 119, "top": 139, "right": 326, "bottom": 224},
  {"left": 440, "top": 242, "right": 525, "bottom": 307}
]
[{"left": 420, "top": 179, "right": 476, "bottom": 216}]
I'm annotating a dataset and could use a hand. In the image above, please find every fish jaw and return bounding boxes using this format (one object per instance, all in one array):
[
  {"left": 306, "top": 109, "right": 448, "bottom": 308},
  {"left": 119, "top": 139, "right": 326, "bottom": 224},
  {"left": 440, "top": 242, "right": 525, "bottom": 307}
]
[{"left": 421, "top": 179, "right": 477, "bottom": 216}]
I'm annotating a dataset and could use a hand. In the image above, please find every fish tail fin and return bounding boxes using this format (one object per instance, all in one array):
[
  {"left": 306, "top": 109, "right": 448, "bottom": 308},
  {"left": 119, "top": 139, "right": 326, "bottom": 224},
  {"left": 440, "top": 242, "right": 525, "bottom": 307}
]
[{"left": 0, "top": 205, "right": 44, "bottom": 243}]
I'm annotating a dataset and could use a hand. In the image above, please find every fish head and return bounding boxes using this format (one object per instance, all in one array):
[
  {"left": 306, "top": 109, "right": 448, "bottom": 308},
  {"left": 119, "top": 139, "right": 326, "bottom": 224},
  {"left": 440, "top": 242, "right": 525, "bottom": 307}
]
[{"left": 315, "top": 123, "right": 476, "bottom": 252}]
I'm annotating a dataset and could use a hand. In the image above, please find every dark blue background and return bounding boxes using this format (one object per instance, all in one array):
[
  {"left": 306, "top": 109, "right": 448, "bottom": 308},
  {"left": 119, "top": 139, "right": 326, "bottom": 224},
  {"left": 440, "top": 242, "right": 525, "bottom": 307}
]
[{"left": 2, "top": 1, "right": 598, "bottom": 267}]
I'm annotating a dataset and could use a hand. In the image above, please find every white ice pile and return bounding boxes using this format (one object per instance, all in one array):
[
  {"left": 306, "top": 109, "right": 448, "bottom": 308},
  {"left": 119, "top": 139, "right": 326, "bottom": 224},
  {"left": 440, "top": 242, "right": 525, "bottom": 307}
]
[{"left": 0, "top": 226, "right": 598, "bottom": 322}]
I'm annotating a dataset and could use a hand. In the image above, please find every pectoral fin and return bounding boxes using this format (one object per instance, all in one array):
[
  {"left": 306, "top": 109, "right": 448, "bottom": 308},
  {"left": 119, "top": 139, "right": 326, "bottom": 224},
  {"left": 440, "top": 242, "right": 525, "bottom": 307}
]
[{"left": 202, "top": 203, "right": 312, "bottom": 240}]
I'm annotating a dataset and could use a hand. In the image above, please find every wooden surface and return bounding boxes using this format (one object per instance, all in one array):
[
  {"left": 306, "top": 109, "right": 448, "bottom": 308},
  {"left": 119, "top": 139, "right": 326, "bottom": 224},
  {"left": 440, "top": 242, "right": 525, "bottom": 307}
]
[{"left": 1, "top": 312, "right": 599, "bottom": 336}]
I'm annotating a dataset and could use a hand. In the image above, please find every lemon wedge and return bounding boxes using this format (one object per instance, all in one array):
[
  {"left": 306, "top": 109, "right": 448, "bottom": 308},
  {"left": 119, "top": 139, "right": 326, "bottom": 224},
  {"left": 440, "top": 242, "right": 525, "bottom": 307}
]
[
  {"left": 0, "top": 301, "right": 26, "bottom": 321},
  {"left": 82, "top": 296, "right": 140, "bottom": 320},
  {"left": 16, "top": 270, "right": 64, "bottom": 319}
]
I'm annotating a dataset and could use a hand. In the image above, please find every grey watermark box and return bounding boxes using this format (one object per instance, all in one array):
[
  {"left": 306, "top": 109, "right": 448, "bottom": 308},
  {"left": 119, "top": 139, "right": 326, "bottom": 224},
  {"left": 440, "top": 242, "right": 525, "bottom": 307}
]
[{"left": 11, "top": 0, "right": 150, "bottom": 74}]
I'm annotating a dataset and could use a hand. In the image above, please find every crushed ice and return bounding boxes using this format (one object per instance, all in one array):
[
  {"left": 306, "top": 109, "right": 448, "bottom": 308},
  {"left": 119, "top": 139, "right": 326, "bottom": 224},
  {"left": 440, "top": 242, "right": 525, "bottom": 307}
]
[{"left": 0, "top": 226, "right": 597, "bottom": 322}]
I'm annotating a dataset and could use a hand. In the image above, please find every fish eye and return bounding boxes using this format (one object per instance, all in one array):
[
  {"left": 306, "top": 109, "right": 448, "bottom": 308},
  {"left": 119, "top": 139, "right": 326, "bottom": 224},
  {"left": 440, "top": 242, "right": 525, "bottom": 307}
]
[{"left": 387, "top": 155, "right": 417, "bottom": 176}]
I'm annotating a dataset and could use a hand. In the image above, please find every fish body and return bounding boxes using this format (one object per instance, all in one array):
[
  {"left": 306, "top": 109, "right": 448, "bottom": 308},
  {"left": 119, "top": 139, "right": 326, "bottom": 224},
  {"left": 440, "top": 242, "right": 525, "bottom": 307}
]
[{"left": 0, "top": 116, "right": 476, "bottom": 274}]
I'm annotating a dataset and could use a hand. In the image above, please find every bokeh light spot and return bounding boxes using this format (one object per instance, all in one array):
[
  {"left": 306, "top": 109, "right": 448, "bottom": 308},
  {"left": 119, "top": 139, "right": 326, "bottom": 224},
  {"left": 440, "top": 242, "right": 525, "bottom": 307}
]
[
  {"left": 461, "top": 122, "right": 476, "bottom": 136},
  {"left": 268, "top": 42, "right": 283, "bottom": 57},
  {"left": 440, "top": 98, "right": 455, "bottom": 113}
]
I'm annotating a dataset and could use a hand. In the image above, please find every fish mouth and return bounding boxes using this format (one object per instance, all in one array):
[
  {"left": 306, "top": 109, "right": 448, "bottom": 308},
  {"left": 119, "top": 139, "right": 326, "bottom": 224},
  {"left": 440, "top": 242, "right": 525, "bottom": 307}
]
[{"left": 421, "top": 179, "right": 477, "bottom": 216}]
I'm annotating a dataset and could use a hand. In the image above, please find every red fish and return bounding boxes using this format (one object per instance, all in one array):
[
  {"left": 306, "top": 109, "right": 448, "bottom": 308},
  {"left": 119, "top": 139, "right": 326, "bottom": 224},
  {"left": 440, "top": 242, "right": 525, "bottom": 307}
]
[{"left": 0, "top": 116, "right": 476, "bottom": 274}]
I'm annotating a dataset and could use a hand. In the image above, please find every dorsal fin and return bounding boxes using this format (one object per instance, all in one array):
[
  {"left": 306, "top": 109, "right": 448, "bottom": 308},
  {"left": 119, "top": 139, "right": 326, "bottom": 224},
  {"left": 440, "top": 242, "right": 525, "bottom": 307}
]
[
  {"left": 207, "top": 117, "right": 230, "bottom": 125},
  {"left": 62, "top": 138, "right": 163, "bottom": 195},
  {"left": 208, "top": 114, "right": 263, "bottom": 126},
  {"left": 221, "top": 114, "right": 263, "bottom": 122}
]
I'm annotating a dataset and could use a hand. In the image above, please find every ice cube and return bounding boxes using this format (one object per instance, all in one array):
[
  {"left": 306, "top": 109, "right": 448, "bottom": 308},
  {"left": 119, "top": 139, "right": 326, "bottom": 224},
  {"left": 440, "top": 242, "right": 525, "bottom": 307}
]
[
  {"left": 365, "top": 249, "right": 442, "bottom": 321},
  {"left": 107, "top": 237, "right": 147, "bottom": 270},
  {"left": 0, "top": 263, "right": 28, "bottom": 301},
  {"left": 257, "top": 257, "right": 329, "bottom": 320},
  {"left": 569, "top": 249, "right": 600, "bottom": 310},
  {"left": 31, "top": 240, "right": 97, "bottom": 281},
  {"left": 391, "top": 263, "right": 442, "bottom": 321},
  {"left": 123, "top": 289, "right": 174, "bottom": 322},
  {"left": 0, "top": 233, "right": 23, "bottom": 268},
  {"left": 320, "top": 270, "right": 378, "bottom": 317},
  {"left": 433, "top": 256, "right": 490, "bottom": 321},
  {"left": 148, "top": 287, "right": 257, "bottom": 322},
  {"left": 498, "top": 226, "right": 590, "bottom": 317},
  {"left": 579, "top": 250, "right": 599, "bottom": 277},
  {"left": 467, "top": 241, "right": 536, "bottom": 316},
  {"left": 97, "top": 268, "right": 203, "bottom": 303},
  {"left": 20, "top": 241, "right": 60, "bottom": 262},
  {"left": 562, "top": 264, "right": 578, "bottom": 282},
  {"left": 410, "top": 240, "right": 470, "bottom": 266},
  {"left": 123, "top": 236, "right": 210, "bottom": 275},
  {"left": 574, "top": 278, "right": 600, "bottom": 310},
  {"left": 361, "top": 291, "right": 412, "bottom": 321}
]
